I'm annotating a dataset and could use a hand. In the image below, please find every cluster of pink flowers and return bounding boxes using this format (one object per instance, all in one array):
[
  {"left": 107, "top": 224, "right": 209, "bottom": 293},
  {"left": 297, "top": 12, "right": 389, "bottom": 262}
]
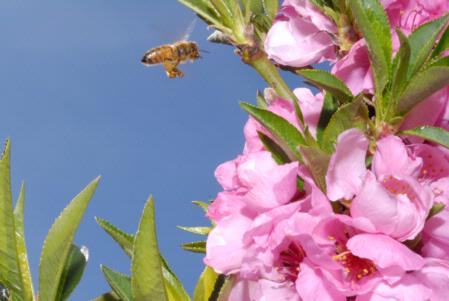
[{"left": 203, "top": 0, "right": 449, "bottom": 300}]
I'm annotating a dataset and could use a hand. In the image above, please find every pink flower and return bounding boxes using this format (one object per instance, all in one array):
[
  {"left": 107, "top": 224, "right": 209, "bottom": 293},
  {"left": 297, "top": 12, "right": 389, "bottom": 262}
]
[
  {"left": 331, "top": 40, "right": 374, "bottom": 95},
  {"left": 422, "top": 210, "right": 449, "bottom": 260},
  {"left": 326, "top": 130, "right": 432, "bottom": 241},
  {"left": 382, "top": 0, "right": 449, "bottom": 35},
  {"left": 264, "top": 1, "right": 336, "bottom": 67},
  {"left": 293, "top": 88, "right": 324, "bottom": 137}
]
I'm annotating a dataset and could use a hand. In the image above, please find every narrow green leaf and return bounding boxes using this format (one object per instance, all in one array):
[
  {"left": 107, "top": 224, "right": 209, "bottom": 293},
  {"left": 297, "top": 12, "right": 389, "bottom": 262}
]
[
  {"left": 96, "top": 217, "right": 134, "bottom": 258},
  {"left": 0, "top": 140, "right": 25, "bottom": 301},
  {"left": 177, "top": 0, "right": 226, "bottom": 31},
  {"left": 430, "top": 55, "right": 449, "bottom": 67},
  {"left": 192, "top": 200, "right": 209, "bottom": 213},
  {"left": 263, "top": 0, "right": 279, "bottom": 20},
  {"left": 210, "top": 0, "right": 234, "bottom": 27},
  {"left": 296, "top": 69, "right": 353, "bottom": 103},
  {"left": 177, "top": 226, "right": 211, "bottom": 235},
  {"left": 91, "top": 291, "right": 121, "bottom": 301},
  {"left": 240, "top": 102, "right": 305, "bottom": 160},
  {"left": 402, "top": 126, "right": 449, "bottom": 148},
  {"left": 131, "top": 196, "right": 168, "bottom": 301},
  {"left": 181, "top": 241, "right": 206, "bottom": 254},
  {"left": 38, "top": 176, "right": 100, "bottom": 301},
  {"left": 257, "top": 132, "right": 291, "bottom": 164},
  {"left": 396, "top": 66, "right": 449, "bottom": 114},
  {"left": 321, "top": 96, "right": 369, "bottom": 153},
  {"left": 316, "top": 93, "right": 339, "bottom": 144},
  {"left": 193, "top": 267, "right": 219, "bottom": 301},
  {"left": 407, "top": 14, "right": 449, "bottom": 77},
  {"left": 349, "top": 0, "right": 392, "bottom": 93},
  {"left": 57, "top": 245, "right": 89, "bottom": 301},
  {"left": 391, "top": 30, "right": 411, "bottom": 103},
  {"left": 101, "top": 265, "right": 131, "bottom": 301},
  {"left": 13, "top": 183, "right": 34, "bottom": 301},
  {"left": 432, "top": 23, "right": 449, "bottom": 58},
  {"left": 160, "top": 257, "right": 191, "bottom": 301}
]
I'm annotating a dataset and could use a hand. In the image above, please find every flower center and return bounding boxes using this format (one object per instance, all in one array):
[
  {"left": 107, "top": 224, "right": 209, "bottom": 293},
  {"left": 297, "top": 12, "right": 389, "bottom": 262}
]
[
  {"left": 277, "top": 241, "right": 306, "bottom": 282},
  {"left": 333, "top": 243, "right": 376, "bottom": 282}
]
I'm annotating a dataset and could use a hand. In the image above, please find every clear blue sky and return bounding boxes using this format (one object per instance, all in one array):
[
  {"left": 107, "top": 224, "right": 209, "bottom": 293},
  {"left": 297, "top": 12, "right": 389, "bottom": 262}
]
[{"left": 0, "top": 1, "right": 303, "bottom": 299}]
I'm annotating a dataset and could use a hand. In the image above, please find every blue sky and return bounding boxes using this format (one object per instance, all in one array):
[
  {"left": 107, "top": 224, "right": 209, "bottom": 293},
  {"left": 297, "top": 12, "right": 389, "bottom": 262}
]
[{"left": 0, "top": 1, "right": 305, "bottom": 299}]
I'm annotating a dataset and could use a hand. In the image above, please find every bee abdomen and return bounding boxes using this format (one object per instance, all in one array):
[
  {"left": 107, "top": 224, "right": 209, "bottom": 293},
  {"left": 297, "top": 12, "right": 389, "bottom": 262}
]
[{"left": 141, "top": 45, "right": 174, "bottom": 65}]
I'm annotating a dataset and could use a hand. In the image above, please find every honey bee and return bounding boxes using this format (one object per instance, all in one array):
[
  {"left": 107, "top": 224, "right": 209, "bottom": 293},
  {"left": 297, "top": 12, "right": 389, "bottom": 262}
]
[{"left": 141, "top": 41, "right": 200, "bottom": 78}]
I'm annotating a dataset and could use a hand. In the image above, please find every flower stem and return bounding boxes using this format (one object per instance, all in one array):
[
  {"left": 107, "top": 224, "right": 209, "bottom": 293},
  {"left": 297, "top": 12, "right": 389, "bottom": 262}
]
[{"left": 247, "top": 52, "right": 304, "bottom": 125}]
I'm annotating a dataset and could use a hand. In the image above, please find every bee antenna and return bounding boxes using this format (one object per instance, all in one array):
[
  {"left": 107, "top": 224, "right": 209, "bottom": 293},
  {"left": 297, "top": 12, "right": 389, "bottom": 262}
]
[{"left": 200, "top": 49, "right": 210, "bottom": 54}]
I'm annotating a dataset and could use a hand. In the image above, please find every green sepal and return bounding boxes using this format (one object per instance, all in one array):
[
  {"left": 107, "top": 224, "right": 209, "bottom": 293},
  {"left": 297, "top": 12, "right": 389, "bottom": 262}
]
[
  {"left": 181, "top": 241, "right": 206, "bottom": 253},
  {"left": 432, "top": 23, "right": 449, "bottom": 58},
  {"left": 177, "top": 226, "right": 211, "bottom": 236},
  {"left": 192, "top": 201, "right": 209, "bottom": 213}
]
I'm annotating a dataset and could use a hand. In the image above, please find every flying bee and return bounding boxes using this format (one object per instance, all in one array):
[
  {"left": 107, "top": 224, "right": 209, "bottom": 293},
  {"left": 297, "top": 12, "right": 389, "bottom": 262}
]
[
  {"left": 141, "top": 20, "right": 202, "bottom": 78},
  {"left": 141, "top": 41, "right": 200, "bottom": 78}
]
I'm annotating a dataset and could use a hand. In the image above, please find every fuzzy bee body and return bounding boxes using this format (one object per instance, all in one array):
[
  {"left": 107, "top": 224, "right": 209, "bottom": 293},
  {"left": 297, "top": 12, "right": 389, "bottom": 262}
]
[{"left": 141, "top": 41, "right": 200, "bottom": 78}]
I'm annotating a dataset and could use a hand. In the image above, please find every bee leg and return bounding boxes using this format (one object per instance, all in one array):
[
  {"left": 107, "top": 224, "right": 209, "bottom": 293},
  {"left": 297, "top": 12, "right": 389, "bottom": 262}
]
[{"left": 163, "top": 61, "right": 183, "bottom": 78}]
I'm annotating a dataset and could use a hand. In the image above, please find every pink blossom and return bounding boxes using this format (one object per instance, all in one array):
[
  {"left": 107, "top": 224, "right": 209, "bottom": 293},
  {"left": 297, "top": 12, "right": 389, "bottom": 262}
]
[
  {"left": 293, "top": 88, "right": 324, "bottom": 137},
  {"left": 382, "top": 0, "right": 449, "bottom": 35},
  {"left": 326, "top": 128, "right": 369, "bottom": 201},
  {"left": 422, "top": 210, "right": 449, "bottom": 260},
  {"left": 331, "top": 40, "right": 374, "bottom": 95},
  {"left": 264, "top": 1, "right": 336, "bottom": 67},
  {"left": 326, "top": 130, "right": 432, "bottom": 241}
]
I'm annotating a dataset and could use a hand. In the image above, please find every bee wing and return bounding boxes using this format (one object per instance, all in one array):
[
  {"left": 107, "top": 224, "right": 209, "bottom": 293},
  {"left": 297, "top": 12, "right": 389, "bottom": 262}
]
[{"left": 180, "top": 19, "right": 197, "bottom": 41}]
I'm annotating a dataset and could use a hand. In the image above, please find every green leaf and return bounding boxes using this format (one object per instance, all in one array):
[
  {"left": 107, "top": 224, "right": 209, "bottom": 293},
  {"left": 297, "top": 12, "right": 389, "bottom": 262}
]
[
  {"left": 407, "top": 14, "right": 449, "bottom": 77},
  {"left": 96, "top": 217, "right": 134, "bottom": 258},
  {"left": 349, "top": 0, "right": 392, "bottom": 93},
  {"left": 177, "top": 0, "right": 226, "bottom": 31},
  {"left": 402, "top": 126, "right": 449, "bottom": 148},
  {"left": 193, "top": 267, "right": 219, "bottom": 301},
  {"left": 160, "top": 257, "right": 191, "bottom": 301},
  {"left": 91, "top": 291, "right": 121, "bottom": 301},
  {"left": 57, "top": 245, "right": 89, "bottom": 301},
  {"left": 432, "top": 23, "right": 449, "bottom": 58},
  {"left": 296, "top": 69, "right": 353, "bottom": 103},
  {"left": 256, "top": 90, "right": 268, "bottom": 109},
  {"left": 0, "top": 140, "right": 25, "bottom": 301},
  {"left": 298, "top": 144, "right": 330, "bottom": 192},
  {"left": 177, "top": 226, "right": 211, "bottom": 235},
  {"left": 131, "top": 196, "right": 168, "bottom": 301},
  {"left": 396, "top": 66, "right": 449, "bottom": 114},
  {"left": 13, "top": 183, "right": 34, "bottom": 301},
  {"left": 101, "top": 265, "right": 132, "bottom": 301},
  {"left": 181, "top": 241, "right": 206, "bottom": 253},
  {"left": 240, "top": 102, "right": 305, "bottom": 160},
  {"left": 264, "top": 0, "right": 279, "bottom": 20},
  {"left": 430, "top": 55, "right": 449, "bottom": 67},
  {"left": 321, "top": 96, "right": 369, "bottom": 153},
  {"left": 38, "top": 176, "right": 100, "bottom": 301},
  {"left": 210, "top": 0, "right": 234, "bottom": 27},
  {"left": 257, "top": 132, "right": 291, "bottom": 164},
  {"left": 316, "top": 93, "right": 339, "bottom": 144},
  {"left": 391, "top": 30, "right": 411, "bottom": 102}
]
